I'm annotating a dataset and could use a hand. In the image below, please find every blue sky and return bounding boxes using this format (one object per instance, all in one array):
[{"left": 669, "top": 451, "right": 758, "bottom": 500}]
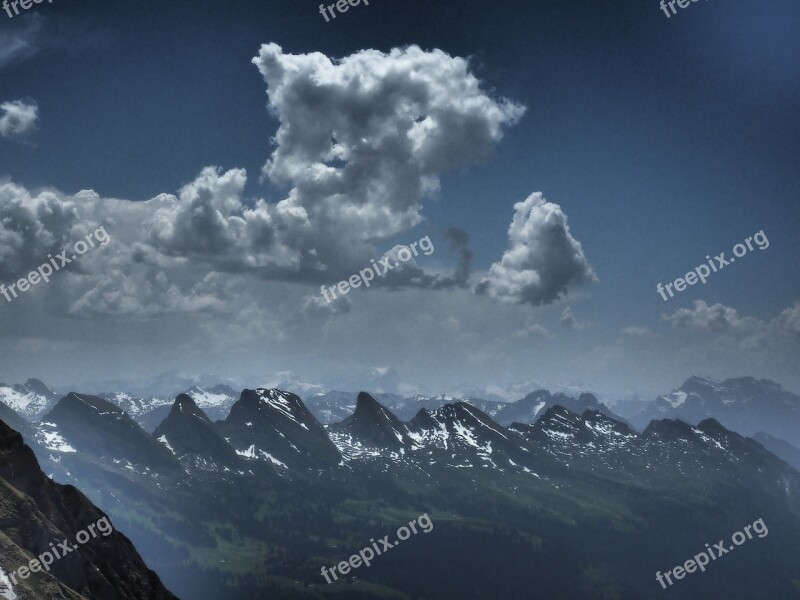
[{"left": 0, "top": 0, "right": 798, "bottom": 400}]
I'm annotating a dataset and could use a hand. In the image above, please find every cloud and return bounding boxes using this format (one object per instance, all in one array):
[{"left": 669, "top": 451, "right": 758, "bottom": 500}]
[
  {"left": 776, "top": 302, "right": 800, "bottom": 335},
  {"left": 0, "top": 20, "right": 42, "bottom": 70},
  {"left": 443, "top": 226, "right": 474, "bottom": 287},
  {"left": 512, "top": 320, "right": 551, "bottom": 340},
  {"left": 136, "top": 43, "right": 524, "bottom": 286},
  {"left": 0, "top": 43, "right": 524, "bottom": 316},
  {"left": 560, "top": 306, "right": 591, "bottom": 330},
  {"left": 0, "top": 99, "right": 38, "bottom": 140},
  {"left": 250, "top": 43, "right": 524, "bottom": 280},
  {"left": 476, "top": 193, "right": 597, "bottom": 306},
  {"left": 662, "top": 300, "right": 762, "bottom": 333},
  {"left": 301, "top": 293, "right": 351, "bottom": 316}
]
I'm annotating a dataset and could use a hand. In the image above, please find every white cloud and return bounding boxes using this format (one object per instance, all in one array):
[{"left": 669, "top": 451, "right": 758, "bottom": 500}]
[
  {"left": 247, "top": 43, "right": 523, "bottom": 282},
  {"left": 476, "top": 193, "right": 597, "bottom": 306},
  {"left": 0, "top": 99, "right": 38, "bottom": 140},
  {"left": 662, "top": 300, "right": 762, "bottom": 333},
  {"left": 0, "top": 43, "right": 524, "bottom": 316}
]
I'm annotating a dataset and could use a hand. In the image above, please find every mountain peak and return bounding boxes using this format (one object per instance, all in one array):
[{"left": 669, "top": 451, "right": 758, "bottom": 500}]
[
  {"left": 330, "top": 392, "right": 413, "bottom": 451},
  {"left": 154, "top": 394, "right": 237, "bottom": 469},
  {"left": 24, "top": 378, "right": 54, "bottom": 395},
  {"left": 221, "top": 388, "right": 340, "bottom": 469},
  {"left": 172, "top": 393, "right": 208, "bottom": 420}
]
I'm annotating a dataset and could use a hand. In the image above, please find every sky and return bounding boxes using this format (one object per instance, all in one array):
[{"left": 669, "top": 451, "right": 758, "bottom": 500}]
[{"left": 0, "top": 0, "right": 798, "bottom": 401}]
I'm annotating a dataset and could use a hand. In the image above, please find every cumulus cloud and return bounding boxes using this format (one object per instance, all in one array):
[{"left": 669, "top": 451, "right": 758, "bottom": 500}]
[
  {"left": 250, "top": 43, "right": 523, "bottom": 279},
  {"left": 776, "top": 302, "right": 800, "bottom": 335},
  {"left": 0, "top": 99, "right": 38, "bottom": 140},
  {"left": 0, "top": 43, "right": 525, "bottom": 316},
  {"left": 108, "top": 43, "right": 522, "bottom": 287},
  {"left": 0, "top": 180, "right": 79, "bottom": 279},
  {"left": 476, "top": 193, "right": 596, "bottom": 306},
  {"left": 663, "top": 300, "right": 762, "bottom": 333}
]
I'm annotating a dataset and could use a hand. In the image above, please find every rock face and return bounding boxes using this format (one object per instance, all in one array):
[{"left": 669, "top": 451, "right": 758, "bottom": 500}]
[
  {"left": 219, "top": 388, "right": 341, "bottom": 470},
  {"left": 0, "top": 417, "right": 178, "bottom": 599},
  {"left": 153, "top": 394, "right": 240, "bottom": 471},
  {"left": 44, "top": 393, "right": 182, "bottom": 476}
]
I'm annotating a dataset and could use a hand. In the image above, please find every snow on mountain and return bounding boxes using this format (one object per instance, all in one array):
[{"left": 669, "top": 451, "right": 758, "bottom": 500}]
[
  {"left": 0, "top": 379, "right": 60, "bottom": 420},
  {"left": 631, "top": 376, "right": 800, "bottom": 448}
]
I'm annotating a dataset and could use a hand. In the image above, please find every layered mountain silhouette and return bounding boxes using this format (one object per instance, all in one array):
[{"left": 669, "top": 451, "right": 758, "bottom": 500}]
[
  {"left": 628, "top": 376, "right": 800, "bottom": 447},
  {"left": 0, "top": 379, "right": 799, "bottom": 599}
]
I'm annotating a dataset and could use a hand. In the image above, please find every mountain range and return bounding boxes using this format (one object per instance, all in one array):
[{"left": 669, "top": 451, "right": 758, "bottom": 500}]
[
  {"left": 0, "top": 377, "right": 796, "bottom": 599},
  {"left": 1, "top": 375, "right": 800, "bottom": 598}
]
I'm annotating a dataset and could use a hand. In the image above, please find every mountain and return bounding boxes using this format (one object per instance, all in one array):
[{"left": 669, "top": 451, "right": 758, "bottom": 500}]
[
  {"left": 8, "top": 384, "right": 800, "bottom": 600},
  {"left": 307, "top": 391, "right": 506, "bottom": 424},
  {"left": 752, "top": 432, "right": 800, "bottom": 472},
  {"left": 328, "top": 392, "right": 416, "bottom": 455},
  {"left": 630, "top": 376, "right": 800, "bottom": 447},
  {"left": 0, "top": 379, "right": 61, "bottom": 421},
  {"left": 0, "top": 417, "right": 177, "bottom": 599},
  {"left": 44, "top": 393, "right": 182, "bottom": 476},
  {"left": 99, "top": 384, "right": 239, "bottom": 432},
  {"left": 406, "top": 401, "right": 548, "bottom": 472},
  {"left": 302, "top": 391, "right": 357, "bottom": 424},
  {"left": 153, "top": 394, "right": 240, "bottom": 471},
  {"left": 494, "top": 389, "right": 625, "bottom": 426},
  {"left": 180, "top": 385, "right": 239, "bottom": 422},
  {"left": 219, "top": 388, "right": 340, "bottom": 470},
  {"left": 97, "top": 392, "right": 173, "bottom": 432},
  {"left": 391, "top": 394, "right": 506, "bottom": 421}
]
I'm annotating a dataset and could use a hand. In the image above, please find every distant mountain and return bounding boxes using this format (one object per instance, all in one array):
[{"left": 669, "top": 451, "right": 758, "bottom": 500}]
[
  {"left": 304, "top": 391, "right": 360, "bottom": 424},
  {"left": 181, "top": 385, "right": 239, "bottom": 422},
  {"left": 494, "top": 389, "right": 625, "bottom": 426},
  {"left": 0, "top": 417, "right": 177, "bottom": 599},
  {"left": 0, "top": 378, "right": 60, "bottom": 421},
  {"left": 44, "top": 393, "right": 182, "bottom": 476},
  {"left": 98, "top": 384, "right": 239, "bottom": 432},
  {"left": 752, "top": 432, "right": 800, "bottom": 472},
  {"left": 219, "top": 388, "right": 340, "bottom": 470},
  {"left": 630, "top": 376, "right": 800, "bottom": 447},
  {"left": 307, "top": 390, "right": 505, "bottom": 424},
  {"left": 154, "top": 394, "right": 240, "bottom": 471}
]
